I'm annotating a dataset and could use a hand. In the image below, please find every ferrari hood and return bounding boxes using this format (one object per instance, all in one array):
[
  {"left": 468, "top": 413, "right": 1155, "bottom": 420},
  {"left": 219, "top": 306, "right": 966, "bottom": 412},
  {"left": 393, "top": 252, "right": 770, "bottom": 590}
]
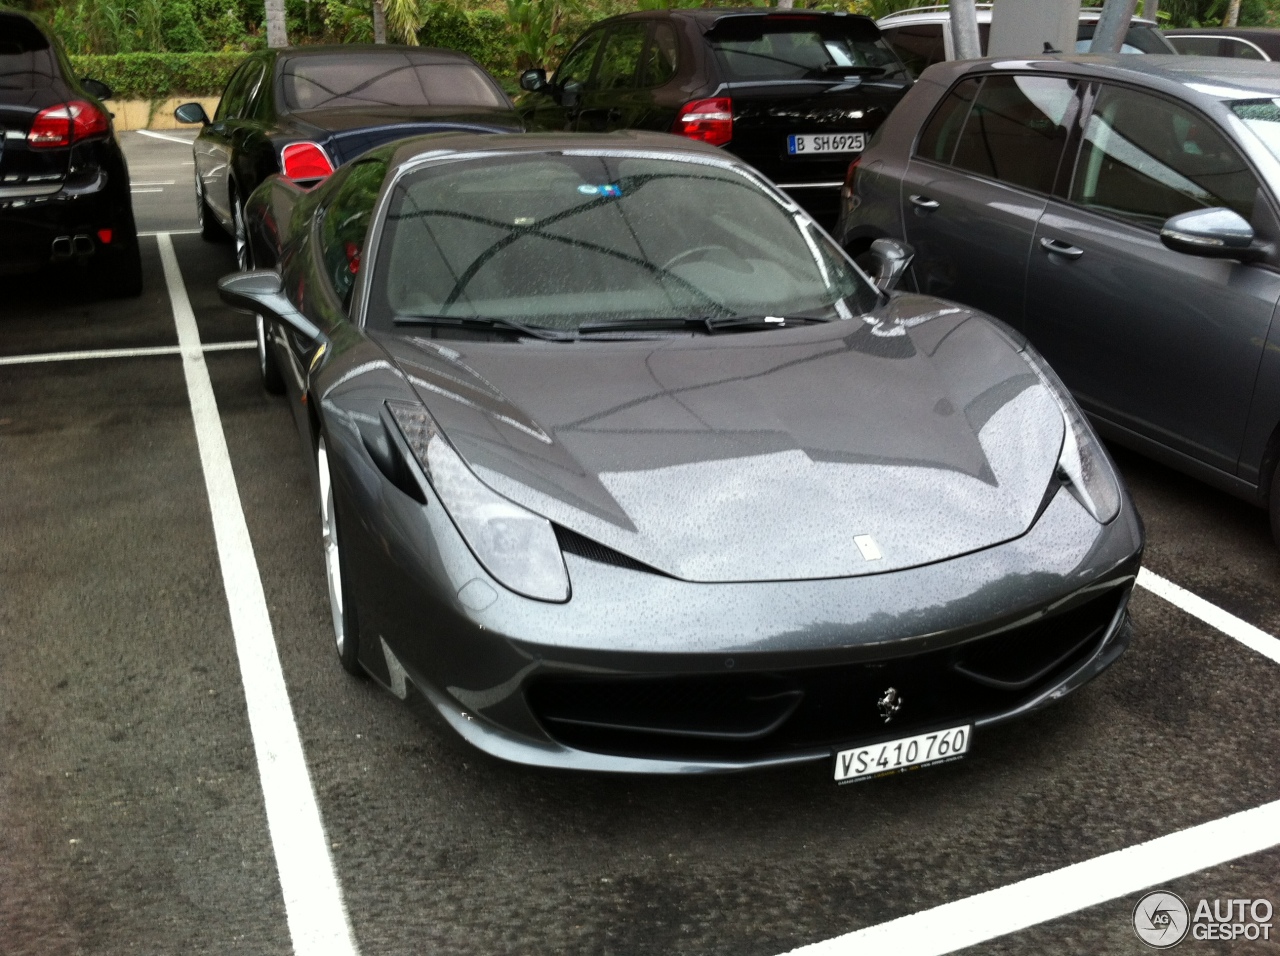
[{"left": 379, "top": 297, "right": 1066, "bottom": 582}]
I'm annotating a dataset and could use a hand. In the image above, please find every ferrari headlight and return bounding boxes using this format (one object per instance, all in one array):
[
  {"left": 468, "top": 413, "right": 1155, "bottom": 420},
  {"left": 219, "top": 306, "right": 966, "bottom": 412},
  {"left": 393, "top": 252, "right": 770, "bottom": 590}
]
[
  {"left": 387, "top": 402, "right": 569, "bottom": 602},
  {"left": 1023, "top": 347, "right": 1121, "bottom": 524}
]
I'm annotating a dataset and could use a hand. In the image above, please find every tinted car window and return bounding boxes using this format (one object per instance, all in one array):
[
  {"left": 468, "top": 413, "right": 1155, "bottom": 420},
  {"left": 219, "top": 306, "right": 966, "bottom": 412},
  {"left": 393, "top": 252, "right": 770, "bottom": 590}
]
[
  {"left": 596, "top": 23, "right": 647, "bottom": 91},
  {"left": 555, "top": 29, "right": 604, "bottom": 90},
  {"left": 708, "top": 17, "right": 906, "bottom": 82},
  {"left": 372, "top": 154, "right": 877, "bottom": 330},
  {"left": 320, "top": 159, "right": 388, "bottom": 308},
  {"left": 916, "top": 77, "right": 981, "bottom": 163},
  {"left": 1170, "top": 35, "right": 1267, "bottom": 60},
  {"left": 0, "top": 13, "right": 57, "bottom": 89},
  {"left": 642, "top": 22, "right": 679, "bottom": 87},
  {"left": 881, "top": 24, "right": 945, "bottom": 77},
  {"left": 215, "top": 60, "right": 264, "bottom": 122},
  {"left": 1071, "top": 86, "right": 1259, "bottom": 226},
  {"left": 949, "top": 75, "right": 1077, "bottom": 193},
  {"left": 1074, "top": 23, "right": 1175, "bottom": 53},
  {"left": 282, "top": 54, "right": 506, "bottom": 111}
]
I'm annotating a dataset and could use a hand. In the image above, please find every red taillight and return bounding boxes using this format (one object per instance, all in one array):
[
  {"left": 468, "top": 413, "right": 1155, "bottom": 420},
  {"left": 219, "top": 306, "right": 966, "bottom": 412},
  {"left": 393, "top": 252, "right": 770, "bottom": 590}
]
[
  {"left": 281, "top": 142, "right": 334, "bottom": 181},
  {"left": 28, "top": 100, "right": 109, "bottom": 149},
  {"left": 673, "top": 97, "right": 733, "bottom": 148},
  {"left": 97, "top": 228, "right": 113, "bottom": 245}
]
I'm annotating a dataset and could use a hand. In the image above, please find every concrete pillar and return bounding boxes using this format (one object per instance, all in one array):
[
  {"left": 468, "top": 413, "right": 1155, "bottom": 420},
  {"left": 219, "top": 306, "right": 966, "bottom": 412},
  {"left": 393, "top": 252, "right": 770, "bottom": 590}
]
[
  {"left": 988, "top": 0, "right": 1081, "bottom": 57},
  {"left": 1091, "top": 0, "right": 1139, "bottom": 53},
  {"left": 950, "top": 0, "right": 983, "bottom": 60}
]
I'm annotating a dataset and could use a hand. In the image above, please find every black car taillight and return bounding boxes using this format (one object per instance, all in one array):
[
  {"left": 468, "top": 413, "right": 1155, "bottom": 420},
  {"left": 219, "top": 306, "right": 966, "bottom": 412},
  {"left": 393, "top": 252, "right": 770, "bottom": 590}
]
[
  {"left": 28, "top": 100, "right": 109, "bottom": 149},
  {"left": 673, "top": 98, "right": 733, "bottom": 148}
]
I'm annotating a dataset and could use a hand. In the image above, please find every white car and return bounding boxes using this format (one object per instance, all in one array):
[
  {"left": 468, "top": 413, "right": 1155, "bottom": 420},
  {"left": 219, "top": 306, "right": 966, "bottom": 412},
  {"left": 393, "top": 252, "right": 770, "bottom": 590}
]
[{"left": 878, "top": 4, "right": 1176, "bottom": 77}]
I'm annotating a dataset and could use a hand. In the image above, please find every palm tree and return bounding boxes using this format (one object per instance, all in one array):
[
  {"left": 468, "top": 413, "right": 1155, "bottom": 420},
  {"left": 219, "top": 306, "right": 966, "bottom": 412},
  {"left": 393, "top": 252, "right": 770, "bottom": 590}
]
[{"left": 377, "top": 0, "right": 421, "bottom": 44}]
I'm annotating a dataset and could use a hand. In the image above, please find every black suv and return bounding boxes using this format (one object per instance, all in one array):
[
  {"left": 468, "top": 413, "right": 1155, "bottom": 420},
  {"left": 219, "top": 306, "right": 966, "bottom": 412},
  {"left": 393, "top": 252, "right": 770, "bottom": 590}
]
[
  {"left": 518, "top": 9, "right": 911, "bottom": 225},
  {"left": 0, "top": 8, "right": 140, "bottom": 296}
]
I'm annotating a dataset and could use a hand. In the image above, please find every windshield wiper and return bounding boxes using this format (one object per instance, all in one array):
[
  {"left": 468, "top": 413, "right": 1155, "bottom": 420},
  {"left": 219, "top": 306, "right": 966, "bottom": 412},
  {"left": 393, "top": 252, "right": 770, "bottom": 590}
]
[
  {"left": 576, "top": 314, "right": 831, "bottom": 336},
  {"left": 394, "top": 314, "right": 576, "bottom": 342}
]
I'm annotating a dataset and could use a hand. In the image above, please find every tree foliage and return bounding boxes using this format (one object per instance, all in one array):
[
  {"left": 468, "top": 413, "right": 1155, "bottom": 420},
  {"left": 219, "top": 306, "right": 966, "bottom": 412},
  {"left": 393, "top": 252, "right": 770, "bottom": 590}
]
[{"left": 28, "top": 0, "right": 1280, "bottom": 91}]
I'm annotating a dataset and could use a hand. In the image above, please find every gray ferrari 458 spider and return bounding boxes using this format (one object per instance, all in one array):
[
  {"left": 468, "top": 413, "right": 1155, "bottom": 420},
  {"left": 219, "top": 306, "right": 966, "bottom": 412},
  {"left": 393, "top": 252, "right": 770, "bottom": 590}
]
[{"left": 219, "top": 130, "right": 1143, "bottom": 780}]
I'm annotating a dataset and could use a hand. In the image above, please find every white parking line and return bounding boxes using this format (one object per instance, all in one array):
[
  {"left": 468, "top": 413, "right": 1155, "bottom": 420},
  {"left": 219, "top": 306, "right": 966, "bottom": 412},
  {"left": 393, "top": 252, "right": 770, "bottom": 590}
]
[
  {"left": 140, "top": 229, "right": 202, "bottom": 237},
  {"left": 134, "top": 128, "right": 196, "bottom": 146},
  {"left": 0, "top": 341, "right": 254, "bottom": 366},
  {"left": 781, "top": 798, "right": 1280, "bottom": 956},
  {"left": 131, "top": 188, "right": 164, "bottom": 194},
  {"left": 1137, "top": 567, "right": 1280, "bottom": 665},
  {"left": 156, "top": 233, "right": 359, "bottom": 956}
]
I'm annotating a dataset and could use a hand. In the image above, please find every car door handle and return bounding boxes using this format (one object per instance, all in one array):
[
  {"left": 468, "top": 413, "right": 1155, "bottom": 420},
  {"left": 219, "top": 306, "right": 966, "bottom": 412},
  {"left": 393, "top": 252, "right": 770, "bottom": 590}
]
[
  {"left": 909, "top": 194, "right": 940, "bottom": 210},
  {"left": 1040, "top": 237, "right": 1085, "bottom": 260}
]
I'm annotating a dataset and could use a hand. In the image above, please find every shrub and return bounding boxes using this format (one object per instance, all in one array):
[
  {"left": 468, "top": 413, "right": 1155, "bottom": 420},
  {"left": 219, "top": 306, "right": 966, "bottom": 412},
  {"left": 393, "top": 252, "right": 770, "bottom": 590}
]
[{"left": 68, "top": 52, "right": 247, "bottom": 98}]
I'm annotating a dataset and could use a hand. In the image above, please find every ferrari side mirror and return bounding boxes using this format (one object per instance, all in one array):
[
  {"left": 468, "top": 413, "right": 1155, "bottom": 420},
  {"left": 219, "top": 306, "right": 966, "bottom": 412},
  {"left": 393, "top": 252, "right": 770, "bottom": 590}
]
[{"left": 218, "top": 270, "right": 326, "bottom": 343}]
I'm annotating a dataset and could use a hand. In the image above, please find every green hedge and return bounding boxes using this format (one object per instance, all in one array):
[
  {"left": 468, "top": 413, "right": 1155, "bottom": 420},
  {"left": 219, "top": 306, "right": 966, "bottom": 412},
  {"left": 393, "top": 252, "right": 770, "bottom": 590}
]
[
  {"left": 68, "top": 52, "right": 246, "bottom": 99},
  {"left": 418, "top": 7, "right": 520, "bottom": 84}
]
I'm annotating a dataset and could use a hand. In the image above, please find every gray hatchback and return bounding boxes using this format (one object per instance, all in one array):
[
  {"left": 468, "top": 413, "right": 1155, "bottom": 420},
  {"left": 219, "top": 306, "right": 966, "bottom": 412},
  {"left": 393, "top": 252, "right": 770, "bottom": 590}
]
[{"left": 837, "top": 55, "right": 1280, "bottom": 544}]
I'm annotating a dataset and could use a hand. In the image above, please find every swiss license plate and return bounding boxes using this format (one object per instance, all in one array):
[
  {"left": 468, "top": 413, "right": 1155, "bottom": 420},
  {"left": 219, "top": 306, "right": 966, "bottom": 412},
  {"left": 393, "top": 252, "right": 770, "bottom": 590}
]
[
  {"left": 834, "top": 724, "right": 971, "bottom": 784},
  {"left": 788, "top": 132, "right": 865, "bottom": 155}
]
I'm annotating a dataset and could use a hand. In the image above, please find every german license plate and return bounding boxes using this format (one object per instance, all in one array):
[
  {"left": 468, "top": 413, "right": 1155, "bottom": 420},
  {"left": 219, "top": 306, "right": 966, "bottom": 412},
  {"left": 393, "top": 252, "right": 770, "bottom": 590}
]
[
  {"left": 788, "top": 132, "right": 865, "bottom": 155},
  {"left": 834, "top": 724, "right": 971, "bottom": 784}
]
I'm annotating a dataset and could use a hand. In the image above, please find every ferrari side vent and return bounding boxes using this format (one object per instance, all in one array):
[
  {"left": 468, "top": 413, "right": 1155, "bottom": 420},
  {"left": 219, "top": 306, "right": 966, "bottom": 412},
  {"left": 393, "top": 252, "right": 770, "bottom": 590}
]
[{"left": 555, "top": 526, "right": 658, "bottom": 575}]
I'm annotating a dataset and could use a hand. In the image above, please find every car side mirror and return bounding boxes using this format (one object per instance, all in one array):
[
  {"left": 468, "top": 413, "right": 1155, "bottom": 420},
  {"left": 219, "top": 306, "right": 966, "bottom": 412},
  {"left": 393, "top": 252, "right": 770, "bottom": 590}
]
[
  {"left": 862, "top": 237, "right": 915, "bottom": 293},
  {"left": 1160, "top": 207, "right": 1269, "bottom": 262},
  {"left": 82, "top": 77, "right": 113, "bottom": 100},
  {"left": 174, "top": 102, "right": 211, "bottom": 126},
  {"left": 560, "top": 79, "right": 583, "bottom": 111},
  {"left": 218, "top": 270, "right": 326, "bottom": 343},
  {"left": 520, "top": 68, "right": 549, "bottom": 94}
]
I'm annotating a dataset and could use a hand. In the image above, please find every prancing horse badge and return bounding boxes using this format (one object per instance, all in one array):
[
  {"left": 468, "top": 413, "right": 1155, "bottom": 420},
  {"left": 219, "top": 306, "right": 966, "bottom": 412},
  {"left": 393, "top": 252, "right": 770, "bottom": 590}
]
[{"left": 878, "top": 687, "right": 903, "bottom": 724}]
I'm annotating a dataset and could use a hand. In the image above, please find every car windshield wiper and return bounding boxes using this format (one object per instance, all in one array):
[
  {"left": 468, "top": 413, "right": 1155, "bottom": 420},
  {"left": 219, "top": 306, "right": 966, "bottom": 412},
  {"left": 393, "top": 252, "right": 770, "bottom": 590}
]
[
  {"left": 576, "top": 314, "right": 832, "bottom": 335},
  {"left": 394, "top": 314, "right": 576, "bottom": 342}
]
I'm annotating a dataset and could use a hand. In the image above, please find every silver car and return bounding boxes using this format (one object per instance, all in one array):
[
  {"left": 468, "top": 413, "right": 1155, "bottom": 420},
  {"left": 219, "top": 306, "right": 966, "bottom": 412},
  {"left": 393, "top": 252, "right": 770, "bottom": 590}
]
[
  {"left": 836, "top": 53, "right": 1280, "bottom": 545},
  {"left": 877, "top": 5, "right": 1175, "bottom": 77}
]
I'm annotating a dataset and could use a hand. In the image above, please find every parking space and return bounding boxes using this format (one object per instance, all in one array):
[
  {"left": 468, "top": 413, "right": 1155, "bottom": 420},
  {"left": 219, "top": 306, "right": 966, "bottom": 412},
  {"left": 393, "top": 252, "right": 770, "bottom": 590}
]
[{"left": 2, "top": 132, "right": 1278, "bottom": 956}]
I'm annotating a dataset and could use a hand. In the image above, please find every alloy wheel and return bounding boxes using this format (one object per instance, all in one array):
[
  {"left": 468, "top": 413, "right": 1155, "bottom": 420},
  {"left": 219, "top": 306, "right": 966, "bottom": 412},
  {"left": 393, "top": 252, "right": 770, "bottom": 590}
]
[
  {"left": 233, "top": 194, "right": 250, "bottom": 272},
  {"left": 317, "top": 438, "right": 346, "bottom": 657}
]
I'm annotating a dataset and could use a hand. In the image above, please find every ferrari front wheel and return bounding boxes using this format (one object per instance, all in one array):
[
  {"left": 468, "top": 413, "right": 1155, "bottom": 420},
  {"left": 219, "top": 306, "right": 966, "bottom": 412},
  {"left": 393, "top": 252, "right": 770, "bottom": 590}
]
[{"left": 318, "top": 436, "right": 362, "bottom": 675}]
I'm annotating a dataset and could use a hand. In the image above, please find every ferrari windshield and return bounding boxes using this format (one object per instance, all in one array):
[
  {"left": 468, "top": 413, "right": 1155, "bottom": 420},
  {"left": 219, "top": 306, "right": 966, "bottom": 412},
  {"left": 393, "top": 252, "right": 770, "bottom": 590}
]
[{"left": 369, "top": 152, "right": 878, "bottom": 333}]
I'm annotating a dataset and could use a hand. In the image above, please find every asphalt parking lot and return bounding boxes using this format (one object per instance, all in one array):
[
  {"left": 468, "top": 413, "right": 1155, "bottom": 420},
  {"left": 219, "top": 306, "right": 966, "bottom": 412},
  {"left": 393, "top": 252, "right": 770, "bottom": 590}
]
[{"left": 2, "top": 130, "right": 1279, "bottom": 956}]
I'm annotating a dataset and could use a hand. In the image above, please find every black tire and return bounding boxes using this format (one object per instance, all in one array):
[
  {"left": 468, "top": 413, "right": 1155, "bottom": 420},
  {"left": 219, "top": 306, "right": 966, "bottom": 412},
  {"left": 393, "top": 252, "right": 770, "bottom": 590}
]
[
  {"left": 256, "top": 314, "right": 287, "bottom": 395},
  {"left": 240, "top": 222, "right": 286, "bottom": 395},
  {"left": 318, "top": 437, "right": 363, "bottom": 676},
  {"left": 196, "top": 179, "right": 221, "bottom": 242}
]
